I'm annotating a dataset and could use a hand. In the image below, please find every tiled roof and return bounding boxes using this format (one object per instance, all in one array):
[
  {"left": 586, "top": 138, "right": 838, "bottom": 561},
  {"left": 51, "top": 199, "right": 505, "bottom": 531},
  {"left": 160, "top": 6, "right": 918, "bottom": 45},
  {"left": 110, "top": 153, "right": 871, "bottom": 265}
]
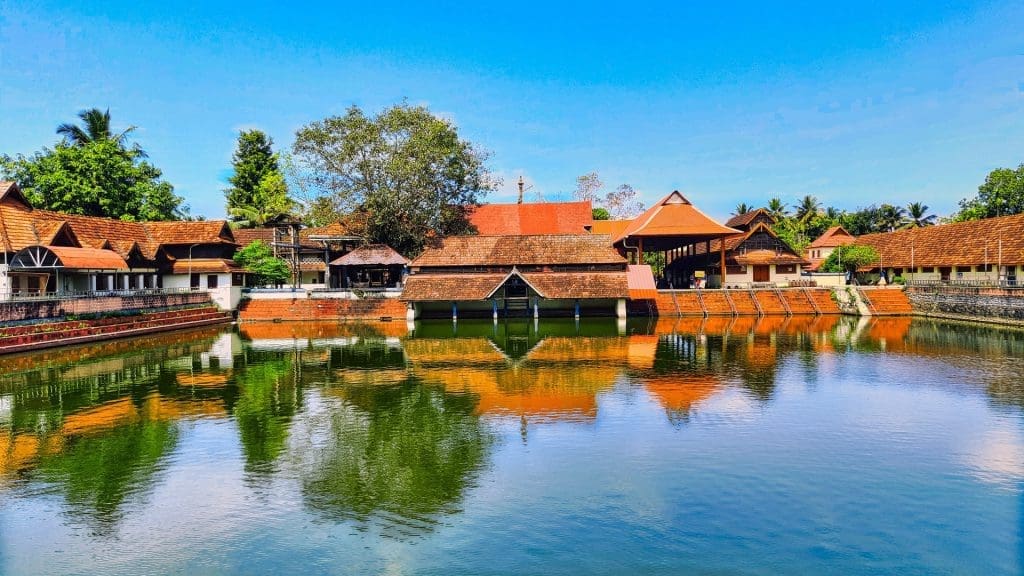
[
  {"left": 680, "top": 222, "right": 809, "bottom": 266},
  {"left": 468, "top": 201, "right": 593, "bottom": 235},
  {"left": 231, "top": 228, "right": 275, "bottom": 248},
  {"left": 45, "top": 246, "right": 129, "bottom": 270},
  {"left": 808, "top": 226, "right": 856, "bottom": 248},
  {"left": 401, "top": 273, "right": 507, "bottom": 301},
  {"left": 626, "top": 264, "right": 658, "bottom": 300},
  {"left": 145, "top": 221, "right": 234, "bottom": 246},
  {"left": 724, "top": 208, "right": 775, "bottom": 229},
  {"left": 589, "top": 219, "right": 632, "bottom": 239},
  {"left": 412, "top": 234, "right": 626, "bottom": 268},
  {"left": 519, "top": 271, "right": 629, "bottom": 299},
  {"left": 854, "top": 214, "right": 1024, "bottom": 267},
  {"left": 169, "top": 258, "right": 242, "bottom": 274},
  {"left": 615, "top": 191, "right": 739, "bottom": 242},
  {"left": 329, "top": 244, "right": 409, "bottom": 266}
]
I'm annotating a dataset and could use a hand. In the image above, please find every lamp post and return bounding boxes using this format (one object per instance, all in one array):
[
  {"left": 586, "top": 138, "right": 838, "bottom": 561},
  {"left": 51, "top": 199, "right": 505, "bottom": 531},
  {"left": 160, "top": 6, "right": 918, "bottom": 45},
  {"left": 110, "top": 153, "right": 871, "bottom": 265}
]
[{"left": 188, "top": 243, "right": 201, "bottom": 291}]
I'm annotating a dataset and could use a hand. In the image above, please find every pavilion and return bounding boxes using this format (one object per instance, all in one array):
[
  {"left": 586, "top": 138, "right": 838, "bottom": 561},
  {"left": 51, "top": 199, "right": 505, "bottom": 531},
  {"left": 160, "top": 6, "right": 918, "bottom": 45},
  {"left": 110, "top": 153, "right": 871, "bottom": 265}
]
[{"left": 609, "top": 191, "right": 741, "bottom": 288}]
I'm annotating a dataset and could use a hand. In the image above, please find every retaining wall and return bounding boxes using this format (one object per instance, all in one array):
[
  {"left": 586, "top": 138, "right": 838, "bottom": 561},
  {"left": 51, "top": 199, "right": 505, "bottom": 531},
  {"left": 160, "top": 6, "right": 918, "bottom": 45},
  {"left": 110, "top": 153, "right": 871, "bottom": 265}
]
[
  {"left": 0, "top": 292, "right": 215, "bottom": 324},
  {"left": 907, "top": 286, "right": 1024, "bottom": 324}
]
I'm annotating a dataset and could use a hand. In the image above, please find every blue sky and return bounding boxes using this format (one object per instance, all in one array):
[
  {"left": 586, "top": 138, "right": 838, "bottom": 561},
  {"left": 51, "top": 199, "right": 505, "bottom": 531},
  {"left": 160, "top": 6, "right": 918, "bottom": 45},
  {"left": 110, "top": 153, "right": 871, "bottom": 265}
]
[{"left": 2, "top": 1, "right": 1023, "bottom": 220}]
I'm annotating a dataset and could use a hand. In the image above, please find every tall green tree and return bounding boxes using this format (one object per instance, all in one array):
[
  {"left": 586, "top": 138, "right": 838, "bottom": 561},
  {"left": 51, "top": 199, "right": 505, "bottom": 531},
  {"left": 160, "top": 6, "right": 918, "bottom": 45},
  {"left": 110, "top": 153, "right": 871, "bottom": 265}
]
[
  {"left": 1, "top": 139, "right": 184, "bottom": 221},
  {"left": 903, "top": 202, "right": 936, "bottom": 228},
  {"left": 233, "top": 240, "right": 291, "bottom": 286},
  {"left": 820, "top": 245, "right": 880, "bottom": 275},
  {"left": 878, "top": 203, "right": 906, "bottom": 232},
  {"left": 956, "top": 163, "right": 1024, "bottom": 220},
  {"left": 225, "top": 130, "right": 291, "bottom": 226},
  {"left": 767, "top": 197, "right": 788, "bottom": 221},
  {"left": 292, "top": 103, "right": 496, "bottom": 256},
  {"left": 732, "top": 202, "right": 752, "bottom": 216}
]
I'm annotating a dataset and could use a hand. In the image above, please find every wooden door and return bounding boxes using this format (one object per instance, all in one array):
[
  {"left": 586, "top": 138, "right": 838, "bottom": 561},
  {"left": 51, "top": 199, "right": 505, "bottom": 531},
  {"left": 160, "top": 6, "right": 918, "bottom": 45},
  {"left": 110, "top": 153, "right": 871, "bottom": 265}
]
[
  {"left": 753, "top": 265, "right": 770, "bottom": 283},
  {"left": 939, "top": 267, "right": 951, "bottom": 282}
]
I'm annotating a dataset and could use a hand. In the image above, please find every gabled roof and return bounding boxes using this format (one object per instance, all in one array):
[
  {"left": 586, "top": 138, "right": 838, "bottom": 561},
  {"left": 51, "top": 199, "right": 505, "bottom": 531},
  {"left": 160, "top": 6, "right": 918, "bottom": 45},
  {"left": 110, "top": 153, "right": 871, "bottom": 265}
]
[
  {"left": 615, "top": 191, "right": 739, "bottom": 243},
  {"left": 329, "top": 244, "right": 409, "bottom": 266},
  {"left": 685, "top": 222, "right": 809, "bottom": 266},
  {"left": 589, "top": 219, "right": 632, "bottom": 239},
  {"left": 412, "top": 234, "right": 626, "bottom": 268},
  {"left": 854, "top": 213, "right": 1024, "bottom": 267},
  {"left": 145, "top": 220, "right": 235, "bottom": 246},
  {"left": 468, "top": 201, "right": 593, "bottom": 235},
  {"left": 10, "top": 245, "right": 129, "bottom": 270},
  {"left": 724, "top": 208, "right": 775, "bottom": 229},
  {"left": 808, "top": 226, "right": 855, "bottom": 248},
  {"left": 400, "top": 270, "right": 630, "bottom": 301}
]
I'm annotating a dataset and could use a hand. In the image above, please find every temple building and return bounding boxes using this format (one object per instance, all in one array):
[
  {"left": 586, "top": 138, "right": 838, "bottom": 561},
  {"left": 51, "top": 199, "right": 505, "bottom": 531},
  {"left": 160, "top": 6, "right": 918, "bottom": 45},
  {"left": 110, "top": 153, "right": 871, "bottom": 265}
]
[
  {"left": 233, "top": 221, "right": 363, "bottom": 287},
  {"left": 852, "top": 213, "right": 1024, "bottom": 285},
  {"left": 401, "top": 234, "right": 638, "bottom": 319},
  {"left": 666, "top": 209, "right": 808, "bottom": 287},
  {"left": 608, "top": 191, "right": 741, "bottom": 288},
  {"left": 0, "top": 181, "right": 244, "bottom": 309},
  {"left": 805, "top": 226, "right": 856, "bottom": 271}
]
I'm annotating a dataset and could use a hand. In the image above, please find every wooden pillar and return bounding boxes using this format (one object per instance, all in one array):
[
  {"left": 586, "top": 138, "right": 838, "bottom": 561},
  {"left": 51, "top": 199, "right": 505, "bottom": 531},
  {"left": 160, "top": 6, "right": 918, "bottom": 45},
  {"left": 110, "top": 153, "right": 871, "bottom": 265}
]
[
  {"left": 719, "top": 240, "right": 727, "bottom": 288},
  {"left": 637, "top": 237, "right": 644, "bottom": 266}
]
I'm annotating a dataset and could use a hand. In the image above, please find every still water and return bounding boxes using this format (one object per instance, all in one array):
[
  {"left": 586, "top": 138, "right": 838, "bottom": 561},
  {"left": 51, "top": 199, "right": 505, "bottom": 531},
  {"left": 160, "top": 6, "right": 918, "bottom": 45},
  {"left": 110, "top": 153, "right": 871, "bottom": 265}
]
[{"left": 0, "top": 316, "right": 1022, "bottom": 575}]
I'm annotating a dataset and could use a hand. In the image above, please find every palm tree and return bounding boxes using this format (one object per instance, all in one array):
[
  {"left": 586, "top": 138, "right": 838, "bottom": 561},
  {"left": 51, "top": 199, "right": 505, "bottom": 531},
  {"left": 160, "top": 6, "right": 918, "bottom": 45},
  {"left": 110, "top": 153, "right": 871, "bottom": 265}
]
[
  {"left": 794, "top": 195, "right": 821, "bottom": 223},
  {"left": 57, "top": 108, "right": 138, "bottom": 150},
  {"left": 733, "top": 202, "right": 752, "bottom": 216},
  {"left": 824, "top": 206, "right": 842, "bottom": 221},
  {"left": 903, "top": 202, "right": 937, "bottom": 228},
  {"left": 767, "top": 197, "right": 787, "bottom": 221},
  {"left": 878, "top": 204, "right": 906, "bottom": 232}
]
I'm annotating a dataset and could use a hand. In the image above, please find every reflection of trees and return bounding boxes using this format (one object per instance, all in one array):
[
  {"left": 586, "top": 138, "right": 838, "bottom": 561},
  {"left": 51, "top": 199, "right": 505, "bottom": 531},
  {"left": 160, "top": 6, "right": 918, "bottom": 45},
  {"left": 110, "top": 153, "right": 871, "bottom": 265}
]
[
  {"left": 232, "top": 356, "right": 301, "bottom": 475},
  {"left": 301, "top": 377, "right": 491, "bottom": 536},
  {"left": 35, "top": 408, "right": 178, "bottom": 533}
]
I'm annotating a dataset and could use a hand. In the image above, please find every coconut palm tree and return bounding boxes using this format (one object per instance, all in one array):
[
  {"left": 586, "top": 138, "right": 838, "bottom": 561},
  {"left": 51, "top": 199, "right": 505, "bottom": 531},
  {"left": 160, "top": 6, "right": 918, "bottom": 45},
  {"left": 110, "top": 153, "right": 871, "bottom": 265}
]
[
  {"left": 767, "top": 197, "right": 787, "bottom": 221},
  {"left": 732, "top": 202, "right": 752, "bottom": 216},
  {"left": 794, "top": 195, "right": 821, "bottom": 223},
  {"left": 57, "top": 108, "right": 139, "bottom": 151},
  {"left": 903, "top": 202, "right": 937, "bottom": 228},
  {"left": 878, "top": 203, "right": 907, "bottom": 232}
]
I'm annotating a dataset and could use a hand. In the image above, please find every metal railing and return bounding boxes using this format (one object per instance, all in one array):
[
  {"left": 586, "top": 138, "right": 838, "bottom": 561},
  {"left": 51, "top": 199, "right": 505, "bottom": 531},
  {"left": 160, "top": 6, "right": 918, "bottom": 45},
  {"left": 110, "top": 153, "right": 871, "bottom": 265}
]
[
  {"left": 4, "top": 287, "right": 197, "bottom": 302},
  {"left": 907, "top": 279, "right": 1021, "bottom": 289}
]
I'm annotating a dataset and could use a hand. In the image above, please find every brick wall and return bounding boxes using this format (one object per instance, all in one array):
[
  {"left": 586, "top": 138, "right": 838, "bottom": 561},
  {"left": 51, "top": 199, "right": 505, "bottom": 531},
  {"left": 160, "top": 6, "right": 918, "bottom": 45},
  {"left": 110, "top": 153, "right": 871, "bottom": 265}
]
[
  {"left": 238, "top": 297, "right": 408, "bottom": 322},
  {"left": 907, "top": 286, "right": 1024, "bottom": 323},
  {"left": 0, "top": 292, "right": 214, "bottom": 324}
]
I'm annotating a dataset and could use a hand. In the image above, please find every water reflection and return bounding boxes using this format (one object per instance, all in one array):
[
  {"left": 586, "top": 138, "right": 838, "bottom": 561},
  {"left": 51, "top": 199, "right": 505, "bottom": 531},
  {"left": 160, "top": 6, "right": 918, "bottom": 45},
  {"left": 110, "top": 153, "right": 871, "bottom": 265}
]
[{"left": 2, "top": 316, "right": 1023, "bottom": 546}]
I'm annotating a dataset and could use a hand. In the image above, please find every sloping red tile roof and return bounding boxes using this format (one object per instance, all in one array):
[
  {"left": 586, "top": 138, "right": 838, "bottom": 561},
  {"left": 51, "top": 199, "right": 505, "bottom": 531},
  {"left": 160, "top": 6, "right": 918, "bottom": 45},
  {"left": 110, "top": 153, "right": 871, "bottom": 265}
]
[
  {"left": 589, "top": 219, "right": 632, "bottom": 239},
  {"left": 329, "top": 244, "right": 409, "bottom": 266},
  {"left": 45, "top": 246, "right": 129, "bottom": 270},
  {"left": 145, "top": 221, "right": 235, "bottom": 246},
  {"left": 401, "top": 273, "right": 506, "bottom": 301},
  {"left": 231, "top": 228, "right": 275, "bottom": 248},
  {"left": 519, "top": 271, "right": 629, "bottom": 299},
  {"left": 615, "top": 191, "right": 739, "bottom": 242},
  {"left": 724, "top": 208, "right": 775, "bottom": 229},
  {"left": 412, "top": 234, "right": 626, "bottom": 268},
  {"left": 854, "top": 214, "right": 1024, "bottom": 267},
  {"left": 681, "top": 222, "right": 809, "bottom": 266},
  {"left": 626, "top": 264, "right": 658, "bottom": 300},
  {"left": 808, "top": 226, "right": 856, "bottom": 248},
  {"left": 169, "top": 258, "right": 242, "bottom": 274},
  {"left": 468, "top": 201, "right": 593, "bottom": 235}
]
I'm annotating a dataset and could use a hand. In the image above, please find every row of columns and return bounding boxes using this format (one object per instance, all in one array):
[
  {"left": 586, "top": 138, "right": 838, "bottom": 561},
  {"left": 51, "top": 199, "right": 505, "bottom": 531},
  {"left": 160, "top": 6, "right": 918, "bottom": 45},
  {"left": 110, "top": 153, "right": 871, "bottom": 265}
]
[
  {"left": 85, "top": 272, "right": 159, "bottom": 292},
  {"left": 635, "top": 237, "right": 728, "bottom": 288}
]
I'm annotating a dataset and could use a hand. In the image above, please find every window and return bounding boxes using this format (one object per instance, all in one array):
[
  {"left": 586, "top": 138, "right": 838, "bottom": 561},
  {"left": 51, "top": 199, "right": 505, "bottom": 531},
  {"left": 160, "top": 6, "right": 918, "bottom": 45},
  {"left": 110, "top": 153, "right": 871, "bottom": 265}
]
[
  {"left": 956, "top": 266, "right": 972, "bottom": 273},
  {"left": 776, "top": 264, "right": 797, "bottom": 274},
  {"left": 317, "top": 271, "right": 326, "bottom": 284},
  {"left": 726, "top": 265, "right": 746, "bottom": 275},
  {"left": 232, "top": 273, "right": 244, "bottom": 287},
  {"left": 207, "top": 274, "right": 219, "bottom": 289},
  {"left": 921, "top": 267, "right": 934, "bottom": 273},
  {"left": 892, "top": 268, "right": 903, "bottom": 275},
  {"left": 978, "top": 264, "right": 993, "bottom": 272},
  {"left": 190, "top": 273, "right": 201, "bottom": 289}
]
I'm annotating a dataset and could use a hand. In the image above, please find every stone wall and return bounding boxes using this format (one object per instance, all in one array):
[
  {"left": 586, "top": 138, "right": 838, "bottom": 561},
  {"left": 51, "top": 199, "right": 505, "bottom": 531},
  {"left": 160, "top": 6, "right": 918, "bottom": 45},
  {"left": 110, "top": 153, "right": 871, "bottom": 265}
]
[
  {"left": 0, "top": 292, "right": 214, "bottom": 324},
  {"left": 906, "top": 286, "right": 1024, "bottom": 323}
]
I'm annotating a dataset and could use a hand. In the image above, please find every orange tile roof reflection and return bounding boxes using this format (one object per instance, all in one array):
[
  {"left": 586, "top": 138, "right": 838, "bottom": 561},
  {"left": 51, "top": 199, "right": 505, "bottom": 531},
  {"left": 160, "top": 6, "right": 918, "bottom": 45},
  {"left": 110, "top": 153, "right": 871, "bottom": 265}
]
[
  {"left": 239, "top": 321, "right": 409, "bottom": 340},
  {"left": 61, "top": 399, "right": 140, "bottom": 436},
  {"left": 643, "top": 375, "right": 722, "bottom": 414}
]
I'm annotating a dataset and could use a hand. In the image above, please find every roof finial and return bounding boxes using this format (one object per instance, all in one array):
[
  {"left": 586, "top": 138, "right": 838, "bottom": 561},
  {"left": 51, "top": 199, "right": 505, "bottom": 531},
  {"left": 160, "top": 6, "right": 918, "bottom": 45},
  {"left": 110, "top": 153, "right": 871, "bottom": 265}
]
[{"left": 517, "top": 175, "right": 525, "bottom": 204}]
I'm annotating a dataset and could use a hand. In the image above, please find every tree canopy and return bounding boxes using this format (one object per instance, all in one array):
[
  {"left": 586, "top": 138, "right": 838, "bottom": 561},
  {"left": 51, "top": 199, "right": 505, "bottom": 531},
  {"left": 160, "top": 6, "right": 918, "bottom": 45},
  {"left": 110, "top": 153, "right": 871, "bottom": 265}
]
[
  {"left": 820, "top": 245, "right": 879, "bottom": 274},
  {"left": 291, "top": 103, "right": 496, "bottom": 256},
  {"left": 233, "top": 240, "right": 291, "bottom": 286},
  {"left": 225, "top": 130, "right": 293, "bottom": 227},
  {"left": 1, "top": 139, "right": 184, "bottom": 221},
  {"left": 1, "top": 109, "right": 183, "bottom": 221},
  {"left": 956, "top": 163, "right": 1024, "bottom": 220}
]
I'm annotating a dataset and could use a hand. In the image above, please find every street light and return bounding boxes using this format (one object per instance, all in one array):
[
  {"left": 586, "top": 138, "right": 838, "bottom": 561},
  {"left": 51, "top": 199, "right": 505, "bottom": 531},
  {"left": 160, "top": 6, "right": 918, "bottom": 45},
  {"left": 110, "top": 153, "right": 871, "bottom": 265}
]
[{"left": 188, "top": 243, "right": 201, "bottom": 291}]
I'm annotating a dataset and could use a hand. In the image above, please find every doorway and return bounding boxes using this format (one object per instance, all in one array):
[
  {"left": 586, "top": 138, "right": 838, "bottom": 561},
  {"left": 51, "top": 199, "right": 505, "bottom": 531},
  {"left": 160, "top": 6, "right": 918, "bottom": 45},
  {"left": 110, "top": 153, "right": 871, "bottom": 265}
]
[{"left": 753, "top": 265, "right": 770, "bottom": 283}]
